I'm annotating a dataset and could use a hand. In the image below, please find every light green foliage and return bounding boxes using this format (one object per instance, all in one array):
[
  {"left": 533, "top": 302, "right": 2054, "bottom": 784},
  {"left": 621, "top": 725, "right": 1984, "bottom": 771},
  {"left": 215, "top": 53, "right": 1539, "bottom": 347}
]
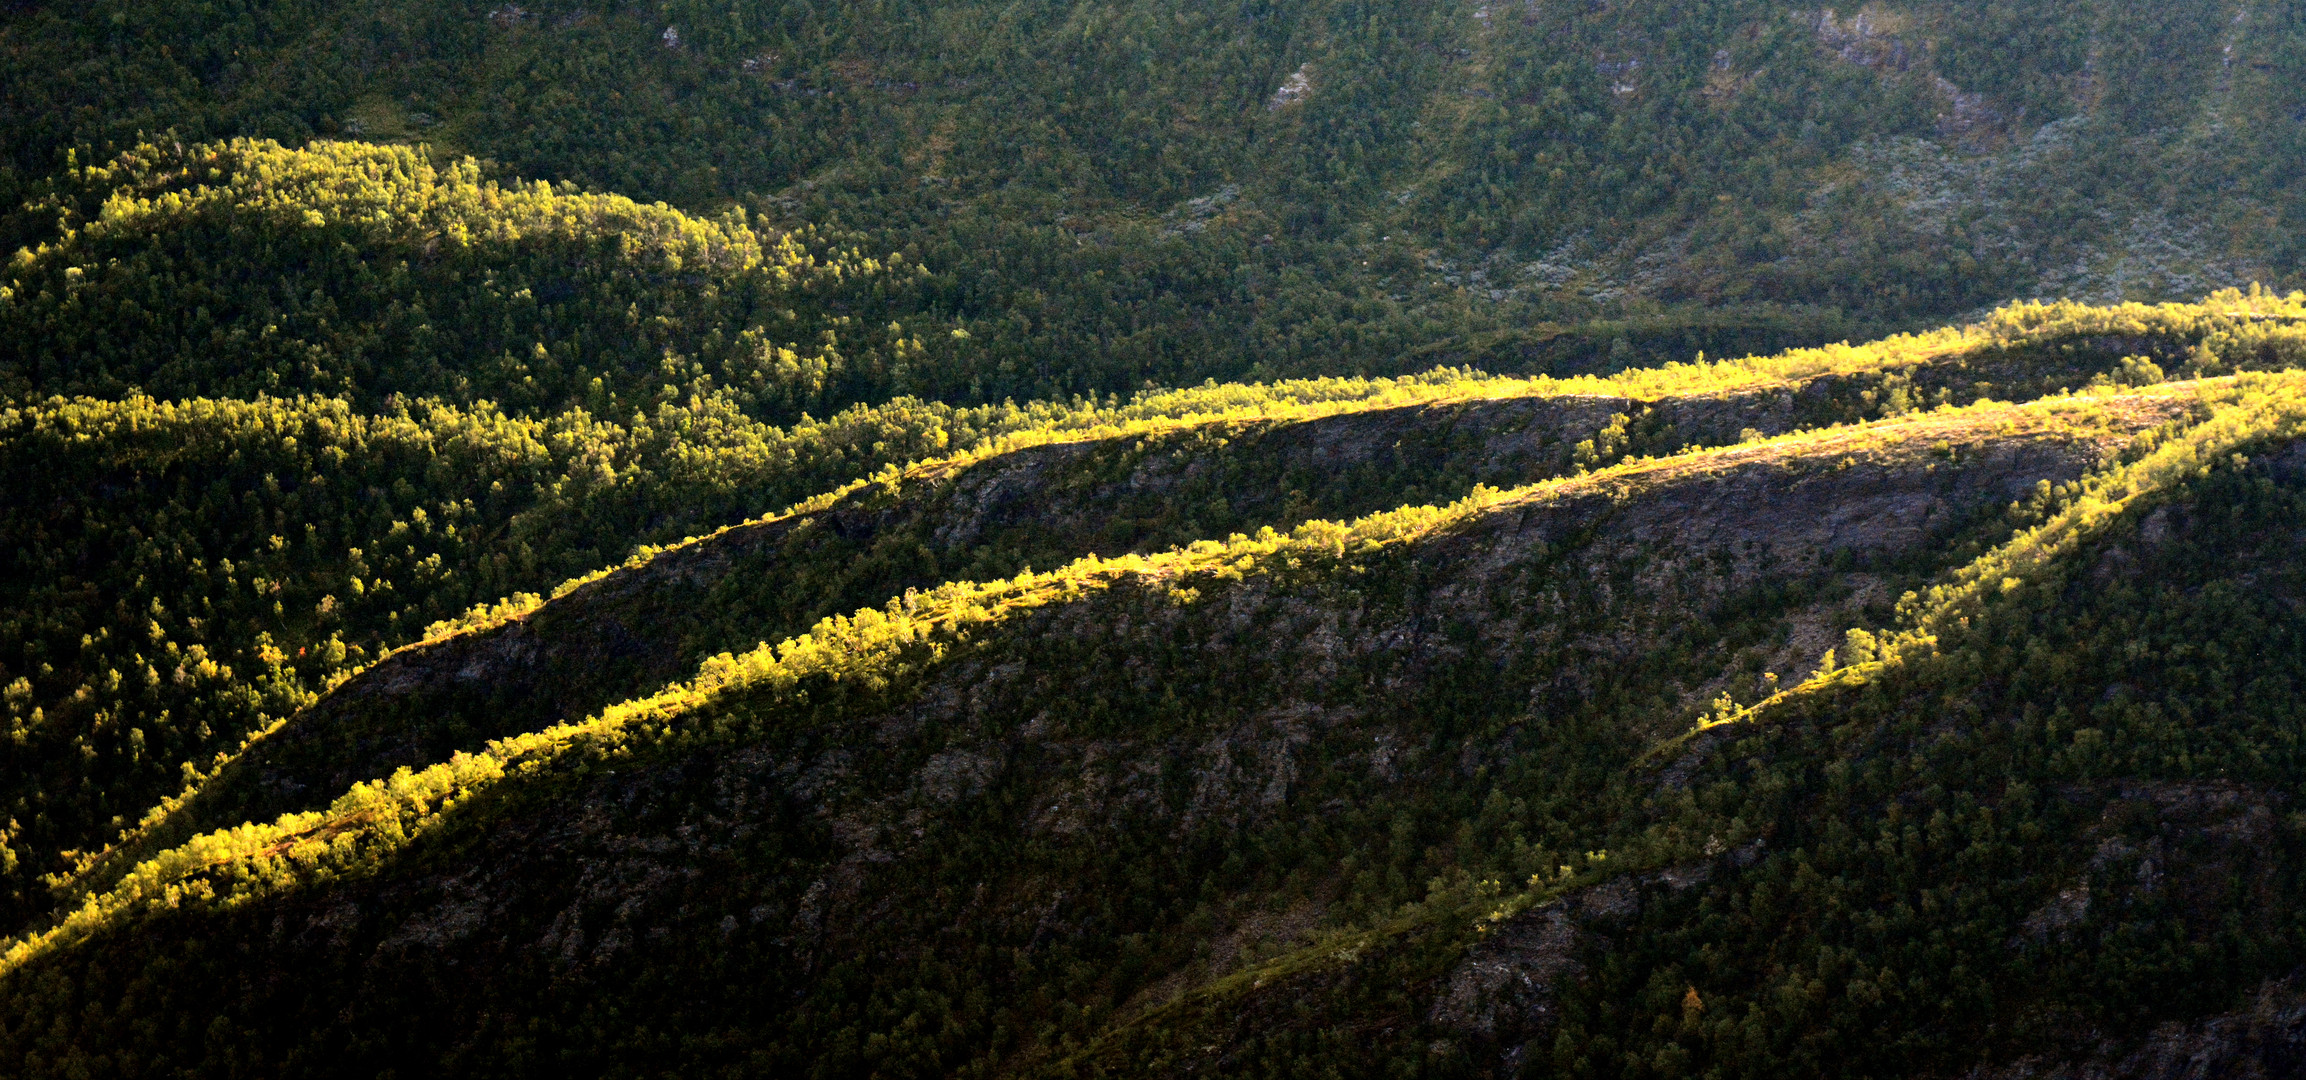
[
  {"left": 1835, "top": 370, "right": 2306, "bottom": 680},
  {"left": 0, "top": 139, "right": 932, "bottom": 417}
]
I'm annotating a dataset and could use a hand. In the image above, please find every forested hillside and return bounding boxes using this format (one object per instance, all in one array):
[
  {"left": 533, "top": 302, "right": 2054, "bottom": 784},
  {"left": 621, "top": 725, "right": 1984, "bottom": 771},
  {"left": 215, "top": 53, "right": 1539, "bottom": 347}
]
[
  {"left": 8, "top": 283, "right": 2298, "bottom": 939},
  {"left": 1, "top": 288, "right": 2305, "bottom": 1077},
  {"left": 8, "top": 356, "right": 2306, "bottom": 1078},
  {"left": 7, "top": 0, "right": 2304, "bottom": 382},
  {"left": 4, "top": 0, "right": 2306, "bottom": 1075}
]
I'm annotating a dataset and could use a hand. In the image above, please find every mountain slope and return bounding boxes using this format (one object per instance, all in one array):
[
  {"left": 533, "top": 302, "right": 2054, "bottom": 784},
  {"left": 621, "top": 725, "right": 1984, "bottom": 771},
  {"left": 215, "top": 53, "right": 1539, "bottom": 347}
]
[
  {"left": 0, "top": 357, "right": 1544, "bottom": 935},
  {"left": 6, "top": 372, "right": 2284, "bottom": 1077},
  {"left": 57, "top": 293, "right": 2297, "bottom": 920},
  {"left": 8, "top": 0, "right": 2303, "bottom": 380},
  {"left": 4, "top": 0, "right": 2306, "bottom": 1071}
]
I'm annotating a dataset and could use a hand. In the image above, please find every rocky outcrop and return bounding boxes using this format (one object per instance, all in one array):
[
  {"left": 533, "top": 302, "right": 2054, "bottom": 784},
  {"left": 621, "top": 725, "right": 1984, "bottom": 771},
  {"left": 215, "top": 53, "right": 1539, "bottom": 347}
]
[{"left": 1429, "top": 844, "right": 1760, "bottom": 1058}]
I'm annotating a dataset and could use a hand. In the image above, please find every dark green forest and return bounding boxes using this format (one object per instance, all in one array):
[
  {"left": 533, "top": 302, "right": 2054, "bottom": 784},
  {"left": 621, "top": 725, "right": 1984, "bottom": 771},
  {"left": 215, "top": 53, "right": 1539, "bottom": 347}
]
[
  {"left": 10, "top": 0, "right": 2306, "bottom": 382},
  {"left": 4, "top": 0, "right": 2306, "bottom": 1076}
]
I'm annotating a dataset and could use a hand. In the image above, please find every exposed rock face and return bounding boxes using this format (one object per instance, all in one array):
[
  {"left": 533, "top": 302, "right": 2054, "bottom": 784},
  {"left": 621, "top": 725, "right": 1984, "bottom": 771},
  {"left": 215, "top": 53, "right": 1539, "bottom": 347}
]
[
  {"left": 1430, "top": 904, "right": 1583, "bottom": 1043},
  {"left": 1428, "top": 849, "right": 1754, "bottom": 1060}
]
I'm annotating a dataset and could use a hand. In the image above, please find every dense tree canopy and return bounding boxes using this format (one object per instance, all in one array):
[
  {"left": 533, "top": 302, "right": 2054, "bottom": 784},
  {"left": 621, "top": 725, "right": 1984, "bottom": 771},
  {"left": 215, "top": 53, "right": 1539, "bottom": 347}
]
[{"left": 3, "top": 0, "right": 2305, "bottom": 1072}]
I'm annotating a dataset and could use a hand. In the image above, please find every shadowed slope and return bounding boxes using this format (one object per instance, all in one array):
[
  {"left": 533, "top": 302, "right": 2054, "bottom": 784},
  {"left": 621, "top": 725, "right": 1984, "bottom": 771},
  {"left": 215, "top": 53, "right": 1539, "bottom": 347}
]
[
  {"left": 159, "top": 368, "right": 2203, "bottom": 868},
  {"left": 0, "top": 384, "right": 2214, "bottom": 1078}
]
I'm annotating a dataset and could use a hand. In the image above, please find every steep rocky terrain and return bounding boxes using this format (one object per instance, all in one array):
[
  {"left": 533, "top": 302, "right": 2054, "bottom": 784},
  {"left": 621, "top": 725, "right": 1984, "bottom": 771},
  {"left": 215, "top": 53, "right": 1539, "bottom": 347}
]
[
  {"left": 14, "top": 373, "right": 2295, "bottom": 1078},
  {"left": 4, "top": 0, "right": 2306, "bottom": 1071},
  {"left": 115, "top": 354, "right": 2193, "bottom": 888}
]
